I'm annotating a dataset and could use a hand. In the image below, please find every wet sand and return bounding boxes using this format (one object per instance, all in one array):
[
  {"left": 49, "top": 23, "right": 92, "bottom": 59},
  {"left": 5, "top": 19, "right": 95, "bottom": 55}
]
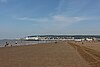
[{"left": 0, "top": 41, "right": 100, "bottom": 67}]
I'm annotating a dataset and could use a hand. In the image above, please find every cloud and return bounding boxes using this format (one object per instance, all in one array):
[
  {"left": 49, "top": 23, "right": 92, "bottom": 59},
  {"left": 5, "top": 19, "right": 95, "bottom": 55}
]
[
  {"left": 52, "top": 15, "right": 85, "bottom": 24},
  {"left": 16, "top": 15, "right": 85, "bottom": 24},
  {"left": 16, "top": 17, "right": 49, "bottom": 23},
  {"left": 0, "top": 0, "right": 7, "bottom": 3},
  {"left": 15, "top": 15, "right": 86, "bottom": 26},
  {"left": 13, "top": 15, "right": 100, "bottom": 33}
]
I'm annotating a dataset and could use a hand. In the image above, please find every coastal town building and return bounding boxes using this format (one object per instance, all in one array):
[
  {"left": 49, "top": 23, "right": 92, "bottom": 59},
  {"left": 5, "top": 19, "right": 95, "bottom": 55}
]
[
  {"left": 23, "top": 35, "right": 99, "bottom": 42},
  {"left": 25, "top": 36, "right": 39, "bottom": 40}
]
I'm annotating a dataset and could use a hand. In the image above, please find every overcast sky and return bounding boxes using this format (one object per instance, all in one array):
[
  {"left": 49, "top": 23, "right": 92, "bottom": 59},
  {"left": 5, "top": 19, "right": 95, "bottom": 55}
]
[{"left": 0, "top": 0, "right": 100, "bottom": 39}]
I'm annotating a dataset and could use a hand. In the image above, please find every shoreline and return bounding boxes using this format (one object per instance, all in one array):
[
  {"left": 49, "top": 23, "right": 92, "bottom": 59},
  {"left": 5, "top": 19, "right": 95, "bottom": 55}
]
[{"left": 0, "top": 40, "right": 54, "bottom": 48}]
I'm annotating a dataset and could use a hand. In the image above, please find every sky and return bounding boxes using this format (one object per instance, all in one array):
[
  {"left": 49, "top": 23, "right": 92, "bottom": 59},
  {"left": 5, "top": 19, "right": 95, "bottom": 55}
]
[{"left": 0, "top": 0, "right": 100, "bottom": 39}]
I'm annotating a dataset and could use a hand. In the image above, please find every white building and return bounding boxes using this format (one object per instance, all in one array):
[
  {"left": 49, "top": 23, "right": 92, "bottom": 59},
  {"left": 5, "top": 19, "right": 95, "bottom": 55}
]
[
  {"left": 25, "top": 36, "right": 39, "bottom": 40},
  {"left": 74, "top": 39, "right": 85, "bottom": 42},
  {"left": 86, "top": 38, "right": 93, "bottom": 41}
]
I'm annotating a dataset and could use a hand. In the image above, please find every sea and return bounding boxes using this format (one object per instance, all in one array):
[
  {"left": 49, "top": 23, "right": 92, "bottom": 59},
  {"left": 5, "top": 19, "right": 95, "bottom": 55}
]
[{"left": 0, "top": 40, "right": 51, "bottom": 47}]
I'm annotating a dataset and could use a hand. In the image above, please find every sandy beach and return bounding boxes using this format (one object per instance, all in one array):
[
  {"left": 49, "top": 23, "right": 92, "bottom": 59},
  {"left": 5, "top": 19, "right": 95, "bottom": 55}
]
[{"left": 0, "top": 41, "right": 100, "bottom": 67}]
